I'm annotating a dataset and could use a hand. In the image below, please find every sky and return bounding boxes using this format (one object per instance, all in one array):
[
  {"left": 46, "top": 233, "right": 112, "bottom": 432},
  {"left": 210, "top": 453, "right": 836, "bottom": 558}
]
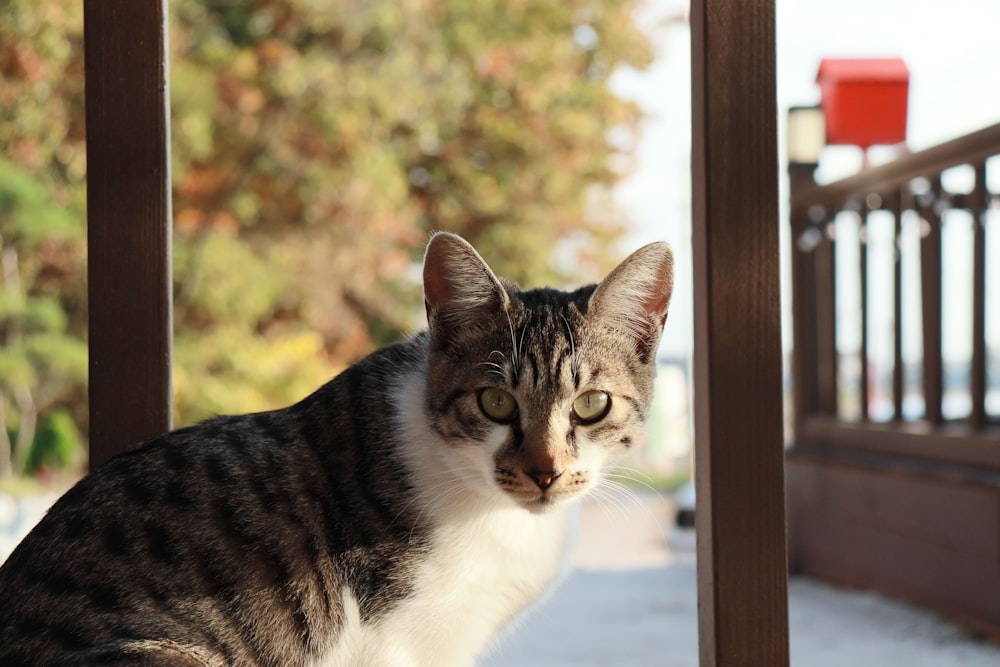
[{"left": 611, "top": 0, "right": 1000, "bottom": 363}]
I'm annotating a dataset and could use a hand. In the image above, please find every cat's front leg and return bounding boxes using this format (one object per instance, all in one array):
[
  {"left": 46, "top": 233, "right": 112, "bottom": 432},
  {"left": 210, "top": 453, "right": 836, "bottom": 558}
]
[{"left": 114, "top": 639, "right": 225, "bottom": 666}]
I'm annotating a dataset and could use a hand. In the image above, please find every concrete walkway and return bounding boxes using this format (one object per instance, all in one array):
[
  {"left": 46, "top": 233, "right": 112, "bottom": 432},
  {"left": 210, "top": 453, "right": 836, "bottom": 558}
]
[{"left": 485, "top": 493, "right": 1000, "bottom": 666}]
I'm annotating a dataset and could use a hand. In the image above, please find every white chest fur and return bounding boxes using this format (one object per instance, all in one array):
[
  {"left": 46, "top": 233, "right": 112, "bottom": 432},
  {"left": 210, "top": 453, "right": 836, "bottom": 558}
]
[
  {"left": 388, "top": 503, "right": 569, "bottom": 664},
  {"left": 314, "top": 500, "right": 571, "bottom": 667},
  {"left": 311, "top": 369, "right": 574, "bottom": 666}
]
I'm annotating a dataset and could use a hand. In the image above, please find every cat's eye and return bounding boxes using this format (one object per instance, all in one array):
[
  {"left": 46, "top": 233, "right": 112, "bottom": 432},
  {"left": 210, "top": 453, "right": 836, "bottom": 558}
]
[
  {"left": 478, "top": 388, "right": 518, "bottom": 423},
  {"left": 572, "top": 390, "right": 611, "bottom": 424}
]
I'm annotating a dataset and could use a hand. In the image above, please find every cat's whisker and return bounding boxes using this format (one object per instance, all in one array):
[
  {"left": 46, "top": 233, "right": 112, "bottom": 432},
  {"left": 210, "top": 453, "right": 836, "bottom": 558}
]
[
  {"left": 477, "top": 361, "right": 507, "bottom": 380},
  {"left": 504, "top": 309, "right": 520, "bottom": 381},
  {"left": 599, "top": 476, "right": 649, "bottom": 507},
  {"left": 587, "top": 485, "right": 632, "bottom": 524},
  {"left": 584, "top": 489, "right": 614, "bottom": 519},
  {"left": 599, "top": 478, "right": 644, "bottom": 508},
  {"left": 407, "top": 483, "right": 472, "bottom": 544},
  {"left": 559, "top": 314, "right": 578, "bottom": 384},
  {"left": 517, "top": 322, "right": 530, "bottom": 377},
  {"left": 596, "top": 476, "right": 671, "bottom": 553},
  {"left": 591, "top": 478, "right": 632, "bottom": 511},
  {"left": 586, "top": 485, "right": 616, "bottom": 513},
  {"left": 607, "top": 463, "right": 657, "bottom": 482},
  {"left": 602, "top": 471, "right": 665, "bottom": 500},
  {"left": 391, "top": 463, "right": 488, "bottom": 539},
  {"left": 390, "top": 476, "right": 459, "bottom": 530}
]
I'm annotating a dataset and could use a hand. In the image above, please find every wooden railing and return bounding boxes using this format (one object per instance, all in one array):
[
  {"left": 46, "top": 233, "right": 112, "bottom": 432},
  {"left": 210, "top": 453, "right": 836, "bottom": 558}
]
[
  {"left": 787, "top": 123, "right": 1000, "bottom": 637},
  {"left": 789, "top": 123, "right": 1000, "bottom": 471}
]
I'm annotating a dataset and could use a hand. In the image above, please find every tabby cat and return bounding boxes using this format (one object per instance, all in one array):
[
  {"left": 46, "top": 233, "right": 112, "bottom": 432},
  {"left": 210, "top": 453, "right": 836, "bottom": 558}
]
[{"left": 0, "top": 232, "right": 673, "bottom": 666}]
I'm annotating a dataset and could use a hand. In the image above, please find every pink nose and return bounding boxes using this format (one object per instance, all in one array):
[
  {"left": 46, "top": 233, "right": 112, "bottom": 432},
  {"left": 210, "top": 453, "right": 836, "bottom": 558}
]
[{"left": 528, "top": 470, "right": 562, "bottom": 491}]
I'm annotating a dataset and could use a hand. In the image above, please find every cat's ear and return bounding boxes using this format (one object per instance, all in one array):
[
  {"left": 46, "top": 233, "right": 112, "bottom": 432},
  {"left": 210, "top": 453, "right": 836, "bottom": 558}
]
[
  {"left": 588, "top": 242, "right": 674, "bottom": 361},
  {"left": 423, "top": 232, "right": 509, "bottom": 340}
]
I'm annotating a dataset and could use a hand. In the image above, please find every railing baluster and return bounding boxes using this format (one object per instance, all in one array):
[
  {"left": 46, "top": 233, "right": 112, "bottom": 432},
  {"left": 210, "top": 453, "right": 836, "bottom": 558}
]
[
  {"left": 860, "top": 199, "right": 870, "bottom": 421},
  {"left": 970, "top": 161, "right": 988, "bottom": 428},
  {"left": 789, "top": 169, "right": 821, "bottom": 424},
  {"left": 817, "top": 224, "right": 838, "bottom": 416},
  {"left": 890, "top": 189, "right": 904, "bottom": 421},
  {"left": 789, "top": 125, "right": 1000, "bottom": 438},
  {"left": 919, "top": 177, "right": 944, "bottom": 424}
]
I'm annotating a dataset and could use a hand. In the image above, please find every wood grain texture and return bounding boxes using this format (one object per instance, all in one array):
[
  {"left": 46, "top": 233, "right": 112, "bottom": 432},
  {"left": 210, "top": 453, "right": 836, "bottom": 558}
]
[
  {"left": 690, "top": 1, "right": 789, "bottom": 664},
  {"left": 84, "top": 0, "right": 173, "bottom": 468}
]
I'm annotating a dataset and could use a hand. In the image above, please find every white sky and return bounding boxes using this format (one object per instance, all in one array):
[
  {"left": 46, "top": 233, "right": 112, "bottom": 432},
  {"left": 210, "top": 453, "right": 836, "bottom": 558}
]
[{"left": 613, "top": 0, "right": 1000, "bottom": 361}]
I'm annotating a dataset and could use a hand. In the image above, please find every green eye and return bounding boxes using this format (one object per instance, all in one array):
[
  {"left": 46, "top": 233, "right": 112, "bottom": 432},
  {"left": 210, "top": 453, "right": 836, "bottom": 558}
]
[
  {"left": 478, "top": 388, "right": 518, "bottom": 423},
  {"left": 572, "top": 390, "right": 611, "bottom": 424}
]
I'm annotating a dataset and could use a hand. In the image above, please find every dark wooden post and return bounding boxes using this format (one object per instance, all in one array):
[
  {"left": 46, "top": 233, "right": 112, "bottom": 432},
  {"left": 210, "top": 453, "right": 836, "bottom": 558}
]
[
  {"left": 969, "top": 161, "right": 988, "bottom": 429},
  {"left": 84, "top": 0, "right": 173, "bottom": 468},
  {"left": 858, "top": 198, "right": 870, "bottom": 421},
  {"left": 690, "top": 1, "right": 790, "bottom": 665},
  {"left": 918, "top": 177, "right": 943, "bottom": 424},
  {"left": 789, "top": 164, "right": 821, "bottom": 426},
  {"left": 889, "top": 189, "right": 904, "bottom": 421}
]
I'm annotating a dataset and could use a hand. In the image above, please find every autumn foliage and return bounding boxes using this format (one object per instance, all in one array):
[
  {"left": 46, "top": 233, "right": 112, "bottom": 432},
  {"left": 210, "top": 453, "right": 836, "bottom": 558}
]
[{"left": 0, "top": 0, "right": 651, "bottom": 475}]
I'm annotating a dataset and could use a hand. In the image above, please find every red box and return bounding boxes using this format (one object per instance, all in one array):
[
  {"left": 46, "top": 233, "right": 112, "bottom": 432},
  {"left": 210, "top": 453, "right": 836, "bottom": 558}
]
[{"left": 816, "top": 58, "right": 909, "bottom": 148}]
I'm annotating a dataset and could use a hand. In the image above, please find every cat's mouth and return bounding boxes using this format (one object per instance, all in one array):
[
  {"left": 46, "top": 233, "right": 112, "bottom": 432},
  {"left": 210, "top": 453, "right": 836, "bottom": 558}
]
[
  {"left": 521, "top": 493, "right": 566, "bottom": 514},
  {"left": 502, "top": 485, "right": 582, "bottom": 514},
  {"left": 494, "top": 467, "right": 591, "bottom": 513}
]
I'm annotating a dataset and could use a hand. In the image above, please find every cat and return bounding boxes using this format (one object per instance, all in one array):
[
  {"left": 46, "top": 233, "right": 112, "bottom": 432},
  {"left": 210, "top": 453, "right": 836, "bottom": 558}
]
[{"left": 0, "top": 232, "right": 673, "bottom": 667}]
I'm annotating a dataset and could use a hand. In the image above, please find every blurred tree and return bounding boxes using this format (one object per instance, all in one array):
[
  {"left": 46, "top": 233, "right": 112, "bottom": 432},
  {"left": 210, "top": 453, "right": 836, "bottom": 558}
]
[
  {"left": 0, "top": 2, "right": 88, "bottom": 477},
  {"left": 0, "top": 0, "right": 653, "bottom": 453},
  {"left": 25, "top": 408, "right": 85, "bottom": 476},
  {"left": 169, "top": 0, "right": 652, "bottom": 424},
  {"left": 168, "top": 0, "right": 651, "bottom": 421},
  {"left": 0, "top": 159, "right": 88, "bottom": 477}
]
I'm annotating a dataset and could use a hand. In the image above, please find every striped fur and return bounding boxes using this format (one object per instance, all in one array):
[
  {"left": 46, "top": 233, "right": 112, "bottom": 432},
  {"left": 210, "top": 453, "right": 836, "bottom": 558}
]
[{"left": 0, "top": 233, "right": 673, "bottom": 666}]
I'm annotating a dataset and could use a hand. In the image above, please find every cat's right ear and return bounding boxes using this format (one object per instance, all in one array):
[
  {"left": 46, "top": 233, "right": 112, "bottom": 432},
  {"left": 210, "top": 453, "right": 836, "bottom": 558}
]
[
  {"left": 588, "top": 241, "right": 674, "bottom": 362},
  {"left": 423, "top": 232, "right": 510, "bottom": 342}
]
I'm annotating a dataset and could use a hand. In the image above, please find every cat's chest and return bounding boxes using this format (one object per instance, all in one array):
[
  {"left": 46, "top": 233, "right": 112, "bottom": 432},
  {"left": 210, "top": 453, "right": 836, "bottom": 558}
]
[
  {"left": 426, "top": 505, "right": 569, "bottom": 603},
  {"left": 391, "top": 507, "right": 570, "bottom": 658},
  {"left": 318, "top": 505, "right": 571, "bottom": 666}
]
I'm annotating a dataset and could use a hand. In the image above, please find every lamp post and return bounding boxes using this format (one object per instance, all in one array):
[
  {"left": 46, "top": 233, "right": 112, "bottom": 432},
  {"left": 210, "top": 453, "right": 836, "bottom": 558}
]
[
  {"left": 787, "top": 104, "right": 825, "bottom": 232},
  {"left": 787, "top": 105, "right": 825, "bottom": 169},
  {"left": 786, "top": 104, "right": 830, "bottom": 431}
]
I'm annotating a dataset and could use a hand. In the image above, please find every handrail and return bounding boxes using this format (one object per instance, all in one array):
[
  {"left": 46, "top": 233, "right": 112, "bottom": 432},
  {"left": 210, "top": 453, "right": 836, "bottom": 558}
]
[
  {"left": 788, "top": 120, "right": 999, "bottom": 470},
  {"left": 792, "top": 121, "right": 1000, "bottom": 215}
]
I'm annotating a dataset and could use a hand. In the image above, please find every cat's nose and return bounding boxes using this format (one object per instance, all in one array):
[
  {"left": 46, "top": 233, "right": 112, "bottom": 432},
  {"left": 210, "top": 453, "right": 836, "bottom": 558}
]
[{"left": 527, "top": 469, "right": 563, "bottom": 491}]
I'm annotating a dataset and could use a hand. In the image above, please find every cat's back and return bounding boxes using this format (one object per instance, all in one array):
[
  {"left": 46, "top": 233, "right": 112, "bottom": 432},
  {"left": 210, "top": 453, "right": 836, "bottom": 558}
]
[{"left": 0, "top": 341, "right": 428, "bottom": 667}]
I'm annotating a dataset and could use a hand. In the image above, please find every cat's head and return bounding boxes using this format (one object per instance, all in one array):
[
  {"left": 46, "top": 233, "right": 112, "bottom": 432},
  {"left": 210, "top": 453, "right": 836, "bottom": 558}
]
[{"left": 421, "top": 232, "right": 673, "bottom": 514}]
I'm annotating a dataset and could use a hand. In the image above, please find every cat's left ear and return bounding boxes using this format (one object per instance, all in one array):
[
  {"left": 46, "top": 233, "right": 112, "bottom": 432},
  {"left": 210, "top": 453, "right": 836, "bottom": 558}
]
[
  {"left": 423, "top": 232, "right": 510, "bottom": 342},
  {"left": 589, "top": 242, "right": 674, "bottom": 361}
]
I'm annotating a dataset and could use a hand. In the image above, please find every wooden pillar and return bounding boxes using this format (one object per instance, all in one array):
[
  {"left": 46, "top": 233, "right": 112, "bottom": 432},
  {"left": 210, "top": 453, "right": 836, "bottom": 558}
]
[
  {"left": 84, "top": 0, "right": 173, "bottom": 468},
  {"left": 690, "top": 1, "right": 790, "bottom": 665}
]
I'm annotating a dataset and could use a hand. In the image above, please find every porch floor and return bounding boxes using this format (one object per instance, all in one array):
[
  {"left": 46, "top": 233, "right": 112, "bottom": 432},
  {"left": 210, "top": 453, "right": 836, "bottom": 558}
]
[{"left": 485, "top": 493, "right": 1000, "bottom": 666}]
